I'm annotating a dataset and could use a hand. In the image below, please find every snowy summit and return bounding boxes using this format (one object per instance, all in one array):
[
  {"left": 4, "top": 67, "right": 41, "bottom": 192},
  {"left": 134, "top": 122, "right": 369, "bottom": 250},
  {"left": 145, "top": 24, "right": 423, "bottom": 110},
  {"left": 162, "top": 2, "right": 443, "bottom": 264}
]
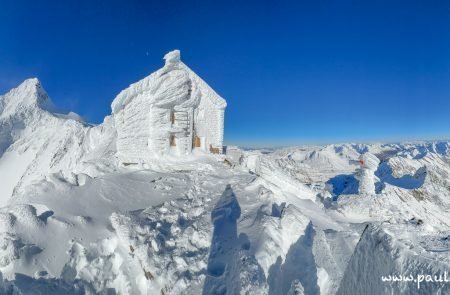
[{"left": 0, "top": 51, "right": 449, "bottom": 294}]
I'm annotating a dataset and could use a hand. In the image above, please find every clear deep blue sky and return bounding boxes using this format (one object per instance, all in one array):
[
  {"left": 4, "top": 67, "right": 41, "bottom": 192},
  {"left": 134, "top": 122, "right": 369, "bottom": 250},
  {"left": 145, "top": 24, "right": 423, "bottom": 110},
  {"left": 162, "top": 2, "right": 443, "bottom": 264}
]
[{"left": 1, "top": 0, "right": 449, "bottom": 146}]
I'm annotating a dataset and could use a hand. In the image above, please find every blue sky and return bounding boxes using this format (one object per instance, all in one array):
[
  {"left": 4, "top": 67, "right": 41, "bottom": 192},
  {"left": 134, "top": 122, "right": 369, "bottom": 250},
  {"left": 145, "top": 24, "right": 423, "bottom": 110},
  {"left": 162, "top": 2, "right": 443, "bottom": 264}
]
[{"left": 1, "top": 0, "right": 449, "bottom": 146}]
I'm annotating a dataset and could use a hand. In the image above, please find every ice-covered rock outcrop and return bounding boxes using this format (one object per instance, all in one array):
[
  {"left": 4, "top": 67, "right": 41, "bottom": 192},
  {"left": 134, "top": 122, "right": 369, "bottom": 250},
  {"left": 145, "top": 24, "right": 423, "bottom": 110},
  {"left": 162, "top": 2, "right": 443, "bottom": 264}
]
[
  {"left": 337, "top": 224, "right": 450, "bottom": 295},
  {"left": 356, "top": 152, "right": 380, "bottom": 195},
  {"left": 111, "top": 50, "right": 227, "bottom": 162}
]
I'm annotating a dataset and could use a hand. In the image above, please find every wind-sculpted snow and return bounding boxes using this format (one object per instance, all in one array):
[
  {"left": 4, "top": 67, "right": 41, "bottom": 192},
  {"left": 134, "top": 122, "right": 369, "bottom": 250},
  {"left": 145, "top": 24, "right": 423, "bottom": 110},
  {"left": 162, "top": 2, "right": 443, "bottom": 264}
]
[
  {"left": 337, "top": 224, "right": 450, "bottom": 295},
  {"left": 0, "top": 65, "right": 449, "bottom": 293}
]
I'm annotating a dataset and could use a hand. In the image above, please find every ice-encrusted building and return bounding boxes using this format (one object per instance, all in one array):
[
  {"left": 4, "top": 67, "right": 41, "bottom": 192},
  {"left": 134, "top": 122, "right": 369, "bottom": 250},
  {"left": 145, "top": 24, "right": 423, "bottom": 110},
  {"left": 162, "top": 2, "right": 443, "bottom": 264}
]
[{"left": 111, "top": 50, "right": 227, "bottom": 163}]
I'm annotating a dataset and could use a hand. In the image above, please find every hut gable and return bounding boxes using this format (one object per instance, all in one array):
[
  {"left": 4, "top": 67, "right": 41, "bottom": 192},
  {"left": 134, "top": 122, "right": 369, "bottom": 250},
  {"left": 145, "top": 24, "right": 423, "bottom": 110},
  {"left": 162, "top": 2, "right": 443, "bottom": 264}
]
[{"left": 111, "top": 50, "right": 226, "bottom": 163}]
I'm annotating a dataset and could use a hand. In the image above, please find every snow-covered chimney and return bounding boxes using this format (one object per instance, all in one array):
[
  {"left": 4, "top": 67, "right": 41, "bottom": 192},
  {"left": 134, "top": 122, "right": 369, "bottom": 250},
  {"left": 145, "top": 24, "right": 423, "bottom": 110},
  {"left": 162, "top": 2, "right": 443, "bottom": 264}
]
[{"left": 163, "top": 49, "right": 181, "bottom": 66}]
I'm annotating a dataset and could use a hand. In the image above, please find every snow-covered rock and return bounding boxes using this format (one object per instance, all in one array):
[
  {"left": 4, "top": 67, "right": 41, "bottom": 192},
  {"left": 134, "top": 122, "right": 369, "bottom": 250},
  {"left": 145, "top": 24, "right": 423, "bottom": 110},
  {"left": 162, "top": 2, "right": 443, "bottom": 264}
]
[{"left": 337, "top": 224, "right": 450, "bottom": 295}]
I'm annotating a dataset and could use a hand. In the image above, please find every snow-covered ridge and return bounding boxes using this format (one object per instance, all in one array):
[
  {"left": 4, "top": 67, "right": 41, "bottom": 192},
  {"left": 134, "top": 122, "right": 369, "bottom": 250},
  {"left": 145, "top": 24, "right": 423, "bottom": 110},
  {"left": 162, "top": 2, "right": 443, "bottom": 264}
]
[
  {"left": 0, "top": 51, "right": 449, "bottom": 294},
  {"left": 0, "top": 76, "right": 115, "bottom": 207},
  {"left": 0, "top": 78, "right": 54, "bottom": 118},
  {"left": 337, "top": 224, "right": 450, "bottom": 295}
]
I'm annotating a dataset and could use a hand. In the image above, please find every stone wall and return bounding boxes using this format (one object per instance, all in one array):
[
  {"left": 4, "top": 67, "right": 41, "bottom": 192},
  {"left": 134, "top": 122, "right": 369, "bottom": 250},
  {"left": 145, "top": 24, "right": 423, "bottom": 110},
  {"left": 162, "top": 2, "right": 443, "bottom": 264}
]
[
  {"left": 115, "top": 93, "right": 153, "bottom": 163},
  {"left": 195, "top": 97, "right": 225, "bottom": 151}
]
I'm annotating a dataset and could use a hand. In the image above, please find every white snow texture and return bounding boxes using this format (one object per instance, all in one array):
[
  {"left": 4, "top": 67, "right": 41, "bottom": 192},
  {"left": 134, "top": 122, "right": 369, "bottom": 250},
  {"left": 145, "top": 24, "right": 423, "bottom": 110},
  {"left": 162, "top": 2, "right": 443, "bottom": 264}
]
[{"left": 0, "top": 51, "right": 448, "bottom": 295}]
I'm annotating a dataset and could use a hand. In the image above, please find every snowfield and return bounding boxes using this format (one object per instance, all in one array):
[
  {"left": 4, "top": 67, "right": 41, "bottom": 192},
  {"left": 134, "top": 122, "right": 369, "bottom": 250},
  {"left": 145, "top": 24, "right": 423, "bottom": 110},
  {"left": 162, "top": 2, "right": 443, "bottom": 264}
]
[{"left": 0, "top": 72, "right": 449, "bottom": 294}]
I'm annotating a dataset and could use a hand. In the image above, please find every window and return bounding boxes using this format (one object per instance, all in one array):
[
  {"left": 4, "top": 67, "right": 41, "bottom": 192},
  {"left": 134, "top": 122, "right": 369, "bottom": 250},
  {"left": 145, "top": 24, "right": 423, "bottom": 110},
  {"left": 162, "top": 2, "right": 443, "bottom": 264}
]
[
  {"left": 170, "top": 110, "right": 175, "bottom": 124},
  {"left": 170, "top": 135, "right": 176, "bottom": 146}
]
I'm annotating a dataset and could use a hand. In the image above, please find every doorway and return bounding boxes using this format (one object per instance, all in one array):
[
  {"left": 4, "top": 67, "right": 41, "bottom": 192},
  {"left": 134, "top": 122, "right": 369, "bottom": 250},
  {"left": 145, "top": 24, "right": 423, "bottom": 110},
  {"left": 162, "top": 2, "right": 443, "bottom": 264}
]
[{"left": 194, "top": 136, "right": 201, "bottom": 148}]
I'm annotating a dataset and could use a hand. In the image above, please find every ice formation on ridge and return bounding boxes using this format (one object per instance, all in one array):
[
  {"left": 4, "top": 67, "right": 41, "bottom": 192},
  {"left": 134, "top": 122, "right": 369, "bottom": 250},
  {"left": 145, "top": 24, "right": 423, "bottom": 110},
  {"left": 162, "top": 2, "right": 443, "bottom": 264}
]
[{"left": 356, "top": 152, "right": 380, "bottom": 195}]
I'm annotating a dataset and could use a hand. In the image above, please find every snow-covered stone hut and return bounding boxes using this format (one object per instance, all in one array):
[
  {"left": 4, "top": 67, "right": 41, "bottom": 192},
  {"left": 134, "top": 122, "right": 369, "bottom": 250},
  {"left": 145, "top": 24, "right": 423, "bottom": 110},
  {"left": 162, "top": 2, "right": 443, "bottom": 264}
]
[{"left": 111, "top": 50, "right": 227, "bottom": 163}]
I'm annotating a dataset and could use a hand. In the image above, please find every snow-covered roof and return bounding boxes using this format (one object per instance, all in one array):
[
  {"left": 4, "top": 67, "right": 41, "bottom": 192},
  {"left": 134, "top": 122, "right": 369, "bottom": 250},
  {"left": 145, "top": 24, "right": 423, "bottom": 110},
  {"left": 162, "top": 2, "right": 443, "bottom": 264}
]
[
  {"left": 164, "top": 49, "right": 181, "bottom": 65},
  {"left": 182, "top": 61, "right": 227, "bottom": 109},
  {"left": 111, "top": 50, "right": 227, "bottom": 114}
]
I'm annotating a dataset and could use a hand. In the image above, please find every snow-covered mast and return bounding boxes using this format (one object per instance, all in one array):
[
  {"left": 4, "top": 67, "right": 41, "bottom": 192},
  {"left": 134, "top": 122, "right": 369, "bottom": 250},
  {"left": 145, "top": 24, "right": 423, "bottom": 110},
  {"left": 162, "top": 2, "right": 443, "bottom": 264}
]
[{"left": 357, "top": 152, "right": 380, "bottom": 195}]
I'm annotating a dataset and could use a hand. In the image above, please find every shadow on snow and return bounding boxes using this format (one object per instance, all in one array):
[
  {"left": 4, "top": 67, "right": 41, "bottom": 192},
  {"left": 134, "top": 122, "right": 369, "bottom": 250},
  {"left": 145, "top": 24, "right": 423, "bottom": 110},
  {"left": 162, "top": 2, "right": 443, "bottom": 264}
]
[
  {"left": 326, "top": 174, "right": 359, "bottom": 197},
  {"left": 267, "top": 222, "right": 320, "bottom": 295},
  {"left": 203, "top": 184, "right": 242, "bottom": 295},
  {"left": 375, "top": 162, "right": 426, "bottom": 190},
  {"left": 0, "top": 273, "right": 109, "bottom": 295}
]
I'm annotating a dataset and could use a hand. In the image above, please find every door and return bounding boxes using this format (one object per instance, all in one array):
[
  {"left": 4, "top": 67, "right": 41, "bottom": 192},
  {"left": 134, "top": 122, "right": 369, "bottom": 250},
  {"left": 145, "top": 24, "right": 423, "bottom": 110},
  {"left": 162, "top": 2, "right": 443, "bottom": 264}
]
[{"left": 194, "top": 136, "right": 201, "bottom": 147}]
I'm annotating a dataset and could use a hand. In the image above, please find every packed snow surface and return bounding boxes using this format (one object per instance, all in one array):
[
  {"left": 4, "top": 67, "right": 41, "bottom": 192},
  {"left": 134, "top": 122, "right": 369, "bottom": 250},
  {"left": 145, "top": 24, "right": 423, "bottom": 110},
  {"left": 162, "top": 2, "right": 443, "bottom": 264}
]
[{"left": 0, "top": 55, "right": 449, "bottom": 294}]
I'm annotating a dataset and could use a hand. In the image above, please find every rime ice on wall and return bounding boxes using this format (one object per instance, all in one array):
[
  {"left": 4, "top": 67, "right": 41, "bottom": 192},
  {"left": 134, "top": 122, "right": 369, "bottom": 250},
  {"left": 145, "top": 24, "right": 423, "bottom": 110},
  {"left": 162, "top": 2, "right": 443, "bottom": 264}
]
[
  {"left": 111, "top": 50, "right": 227, "bottom": 163},
  {"left": 357, "top": 152, "right": 380, "bottom": 195}
]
